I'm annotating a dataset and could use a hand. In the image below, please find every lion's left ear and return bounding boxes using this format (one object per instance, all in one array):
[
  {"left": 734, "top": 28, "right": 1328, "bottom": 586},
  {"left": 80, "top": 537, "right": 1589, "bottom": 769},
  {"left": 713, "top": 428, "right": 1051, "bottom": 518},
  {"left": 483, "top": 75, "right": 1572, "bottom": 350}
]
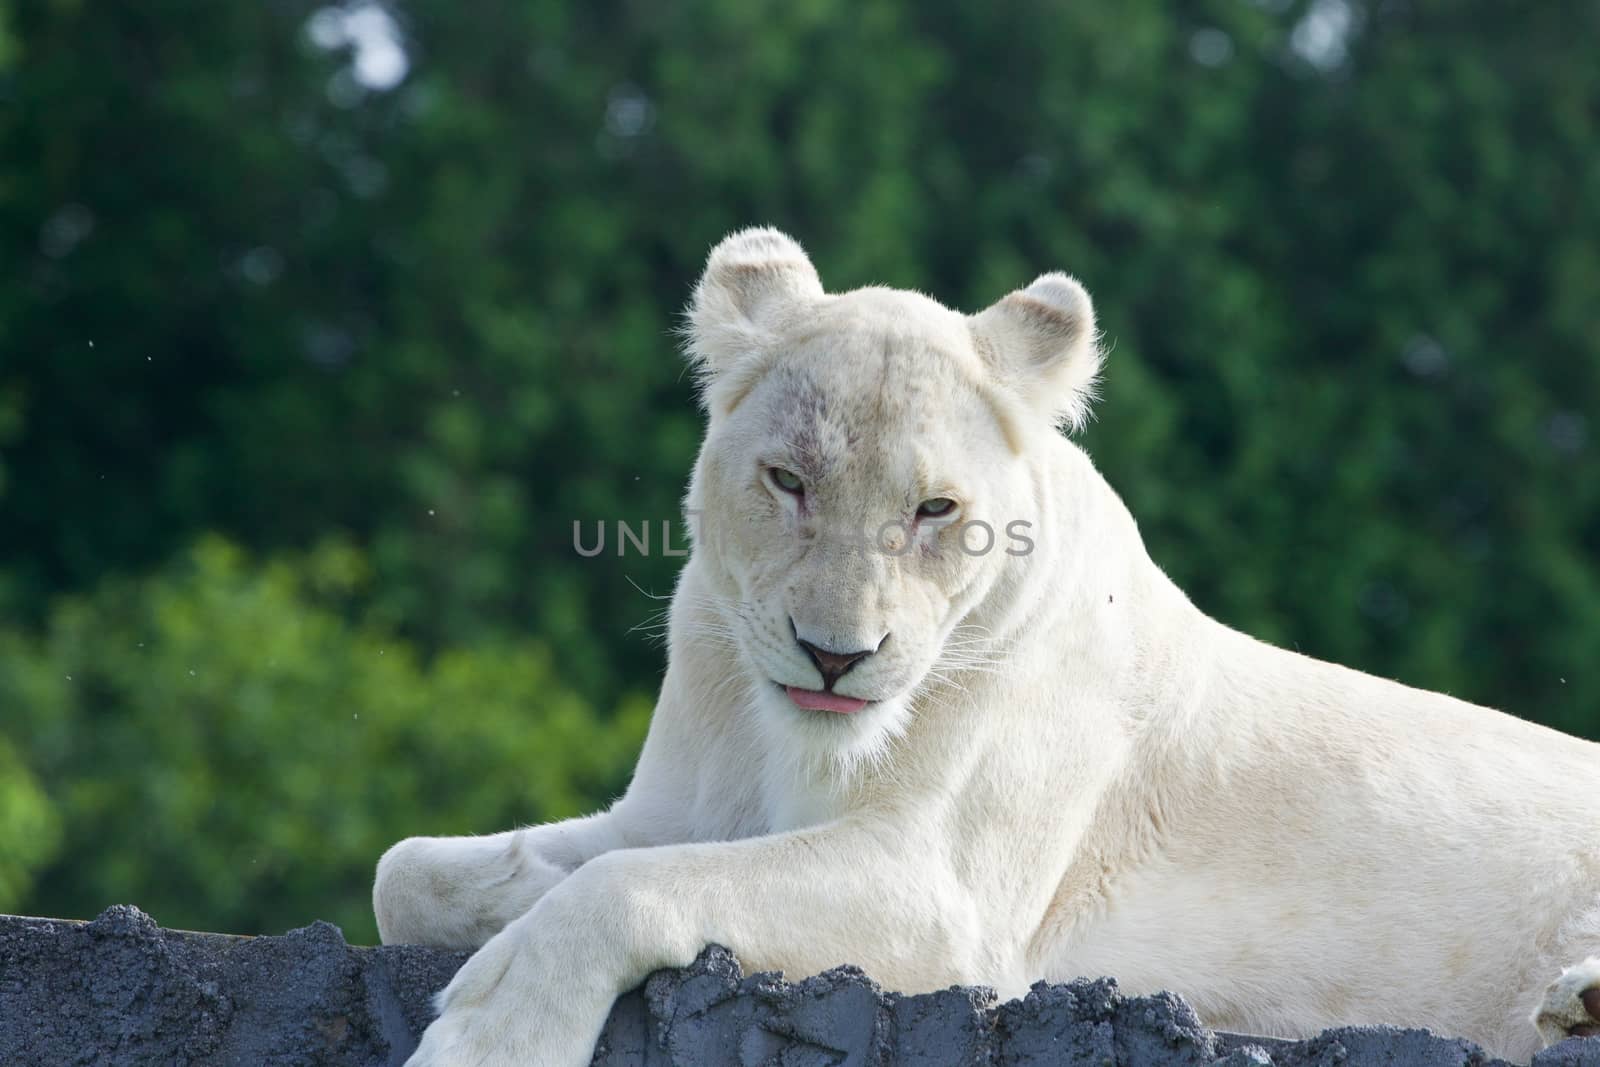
[{"left": 968, "top": 273, "right": 1102, "bottom": 433}]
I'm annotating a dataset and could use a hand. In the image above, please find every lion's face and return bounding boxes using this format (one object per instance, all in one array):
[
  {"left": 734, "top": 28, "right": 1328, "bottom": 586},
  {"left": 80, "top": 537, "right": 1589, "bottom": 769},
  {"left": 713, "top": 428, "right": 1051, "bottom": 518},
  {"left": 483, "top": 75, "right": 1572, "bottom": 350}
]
[{"left": 682, "top": 229, "right": 1100, "bottom": 768}]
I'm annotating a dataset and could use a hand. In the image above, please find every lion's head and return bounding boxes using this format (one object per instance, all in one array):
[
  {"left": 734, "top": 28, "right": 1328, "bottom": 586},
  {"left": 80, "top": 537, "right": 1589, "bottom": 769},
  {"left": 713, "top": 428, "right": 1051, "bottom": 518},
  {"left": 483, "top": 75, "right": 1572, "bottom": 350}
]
[{"left": 680, "top": 228, "right": 1101, "bottom": 770}]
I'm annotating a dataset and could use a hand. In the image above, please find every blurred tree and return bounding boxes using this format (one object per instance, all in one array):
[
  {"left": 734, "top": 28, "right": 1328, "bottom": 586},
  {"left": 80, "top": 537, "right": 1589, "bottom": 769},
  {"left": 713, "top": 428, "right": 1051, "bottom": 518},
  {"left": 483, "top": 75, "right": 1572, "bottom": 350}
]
[
  {"left": 1, "top": 0, "right": 1598, "bottom": 931},
  {"left": 0, "top": 537, "right": 649, "bottom": 941},
  {"left": 0, "top": 733, "right": 57, "bottom": 914}
]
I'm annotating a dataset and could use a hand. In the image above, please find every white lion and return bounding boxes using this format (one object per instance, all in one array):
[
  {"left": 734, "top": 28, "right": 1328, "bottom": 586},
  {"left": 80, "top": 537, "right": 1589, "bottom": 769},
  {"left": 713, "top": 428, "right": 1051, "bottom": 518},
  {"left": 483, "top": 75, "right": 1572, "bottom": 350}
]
[{"left": 375, "top": 228, "right": 1600, "bottom": 1066}]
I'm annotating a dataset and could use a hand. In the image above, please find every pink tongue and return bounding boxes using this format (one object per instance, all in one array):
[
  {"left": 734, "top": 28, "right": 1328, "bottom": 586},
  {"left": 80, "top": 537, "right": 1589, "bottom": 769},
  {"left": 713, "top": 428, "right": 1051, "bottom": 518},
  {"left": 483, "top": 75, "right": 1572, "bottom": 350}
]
[{"left": 786, "top": 686, "right": 869, "bottom": 714}]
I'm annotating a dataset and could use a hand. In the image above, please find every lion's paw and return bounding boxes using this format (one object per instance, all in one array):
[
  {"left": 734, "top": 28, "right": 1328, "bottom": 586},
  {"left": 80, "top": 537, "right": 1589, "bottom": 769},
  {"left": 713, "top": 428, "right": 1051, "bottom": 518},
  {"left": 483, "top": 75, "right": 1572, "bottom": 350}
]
[
  {"left": 1535, "top": 958, "right": 1600, "bottom": 1046},
  {"left": 404, "top": 1007, "right": 598, "bottom": 1067},
  {"left": 402, "top": 930, "right": 607, "bottom": 1067},
  {"left": 404, "top": 1009, "right": 489, "bottom": 1067}
]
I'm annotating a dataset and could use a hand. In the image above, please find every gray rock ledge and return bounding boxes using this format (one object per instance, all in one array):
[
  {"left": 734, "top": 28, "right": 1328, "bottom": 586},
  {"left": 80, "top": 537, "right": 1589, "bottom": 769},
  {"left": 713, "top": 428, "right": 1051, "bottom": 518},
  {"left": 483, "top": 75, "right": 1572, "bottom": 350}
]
[{"left": 4, "top": 905, "right": 1599, "bottom": 1066}]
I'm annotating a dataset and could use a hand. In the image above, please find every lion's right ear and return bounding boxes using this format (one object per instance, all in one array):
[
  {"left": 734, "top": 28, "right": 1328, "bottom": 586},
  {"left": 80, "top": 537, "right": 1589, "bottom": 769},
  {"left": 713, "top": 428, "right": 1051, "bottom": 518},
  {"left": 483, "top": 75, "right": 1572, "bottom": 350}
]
[{"left": 683, "top": 227, "right": 823, "bottom": 411}]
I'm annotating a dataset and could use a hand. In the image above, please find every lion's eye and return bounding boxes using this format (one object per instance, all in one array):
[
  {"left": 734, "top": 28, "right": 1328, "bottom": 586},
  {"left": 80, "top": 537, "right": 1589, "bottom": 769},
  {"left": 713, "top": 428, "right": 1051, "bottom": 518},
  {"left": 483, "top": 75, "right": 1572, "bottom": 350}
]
[
  {"left": 917, "top": 497, "right": 957, "bottom": 518},
  {"left": 769, "top": 467, "right": 805, "bottom": 495}
]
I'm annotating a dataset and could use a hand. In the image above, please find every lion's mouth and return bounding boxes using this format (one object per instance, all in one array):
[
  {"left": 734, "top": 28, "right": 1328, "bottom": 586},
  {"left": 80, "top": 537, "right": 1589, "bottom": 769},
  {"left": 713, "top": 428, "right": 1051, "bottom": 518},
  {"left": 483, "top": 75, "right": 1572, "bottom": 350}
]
[{"left": 781, "top": 684, "right": 870, "bottom": 714}]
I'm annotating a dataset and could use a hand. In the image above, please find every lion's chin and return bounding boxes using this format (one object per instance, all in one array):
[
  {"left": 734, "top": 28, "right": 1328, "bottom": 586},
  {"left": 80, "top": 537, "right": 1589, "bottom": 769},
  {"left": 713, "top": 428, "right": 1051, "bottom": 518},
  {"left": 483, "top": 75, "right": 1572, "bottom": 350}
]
[{"left": 753, "top": 683, "right": 913, "bottom": 780}]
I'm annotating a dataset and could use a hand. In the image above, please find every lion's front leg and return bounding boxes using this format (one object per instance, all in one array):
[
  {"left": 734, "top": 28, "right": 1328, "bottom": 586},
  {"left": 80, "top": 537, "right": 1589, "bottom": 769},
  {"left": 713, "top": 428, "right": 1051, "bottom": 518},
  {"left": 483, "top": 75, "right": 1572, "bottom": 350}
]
[{"left": 404, "top": 821, "right": 981, "bottom": 1067}]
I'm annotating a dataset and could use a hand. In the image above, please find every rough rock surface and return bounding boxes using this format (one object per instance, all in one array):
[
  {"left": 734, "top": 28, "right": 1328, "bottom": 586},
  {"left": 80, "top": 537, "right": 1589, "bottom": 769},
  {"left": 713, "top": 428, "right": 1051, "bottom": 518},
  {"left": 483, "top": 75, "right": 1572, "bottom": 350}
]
[{"left": 4, "top": 905, "right": 1600, "bottom": 1066}]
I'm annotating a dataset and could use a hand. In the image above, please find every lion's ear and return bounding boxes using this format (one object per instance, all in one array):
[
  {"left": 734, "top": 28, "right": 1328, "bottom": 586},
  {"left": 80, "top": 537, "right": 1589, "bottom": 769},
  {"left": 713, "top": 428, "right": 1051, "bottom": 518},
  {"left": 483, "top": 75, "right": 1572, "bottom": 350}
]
[
  {"left": 684, "top": 227, "right": 823, "bottom": 409},
  {"left": 969, "top": 273, "right": 1102, "bottom": 433}
]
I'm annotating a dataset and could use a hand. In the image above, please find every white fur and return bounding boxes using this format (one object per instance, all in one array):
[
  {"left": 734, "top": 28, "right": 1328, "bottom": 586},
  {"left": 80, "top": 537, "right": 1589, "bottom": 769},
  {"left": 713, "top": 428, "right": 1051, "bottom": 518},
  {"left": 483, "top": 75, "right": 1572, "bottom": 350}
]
[{"left": 379, "top": 229, "right": 1600, "bottom": 1066}]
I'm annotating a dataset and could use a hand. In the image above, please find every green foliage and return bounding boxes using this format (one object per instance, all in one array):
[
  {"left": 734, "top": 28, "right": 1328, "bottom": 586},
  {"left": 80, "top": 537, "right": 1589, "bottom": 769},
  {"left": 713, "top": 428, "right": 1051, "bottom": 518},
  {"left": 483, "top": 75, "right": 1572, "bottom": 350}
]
[
  {"left": 0, "top": 538, "right": 649, "bottom": 941},
  {"left": 0, "top": 733, "right": 58, "bottom": 914},
  {"left": 0, "top": 0, "right": 1598, "bottom": 932}
]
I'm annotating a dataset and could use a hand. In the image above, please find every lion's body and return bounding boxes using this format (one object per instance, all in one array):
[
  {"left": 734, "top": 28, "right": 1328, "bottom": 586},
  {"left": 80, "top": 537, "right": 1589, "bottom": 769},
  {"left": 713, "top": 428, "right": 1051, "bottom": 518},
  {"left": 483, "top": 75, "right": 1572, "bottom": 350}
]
[{"left": 377, "top": 230, "right": 1600, "bottom": 1066}]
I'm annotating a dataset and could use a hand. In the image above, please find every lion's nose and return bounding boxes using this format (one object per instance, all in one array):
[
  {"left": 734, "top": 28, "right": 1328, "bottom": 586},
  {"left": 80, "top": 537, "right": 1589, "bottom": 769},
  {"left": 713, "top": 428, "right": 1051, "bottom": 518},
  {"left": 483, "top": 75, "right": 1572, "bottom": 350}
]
[{"left": 796, "top": 636, "right": 880, "bottom": 691}]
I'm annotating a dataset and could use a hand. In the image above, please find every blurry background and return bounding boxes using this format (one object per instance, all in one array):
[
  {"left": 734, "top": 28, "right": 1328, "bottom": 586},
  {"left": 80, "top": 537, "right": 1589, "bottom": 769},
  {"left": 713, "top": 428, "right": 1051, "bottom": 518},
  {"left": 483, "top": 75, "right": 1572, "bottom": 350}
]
[{"left": 1, "top": 0, "right": 1597, "bottom": 943}]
